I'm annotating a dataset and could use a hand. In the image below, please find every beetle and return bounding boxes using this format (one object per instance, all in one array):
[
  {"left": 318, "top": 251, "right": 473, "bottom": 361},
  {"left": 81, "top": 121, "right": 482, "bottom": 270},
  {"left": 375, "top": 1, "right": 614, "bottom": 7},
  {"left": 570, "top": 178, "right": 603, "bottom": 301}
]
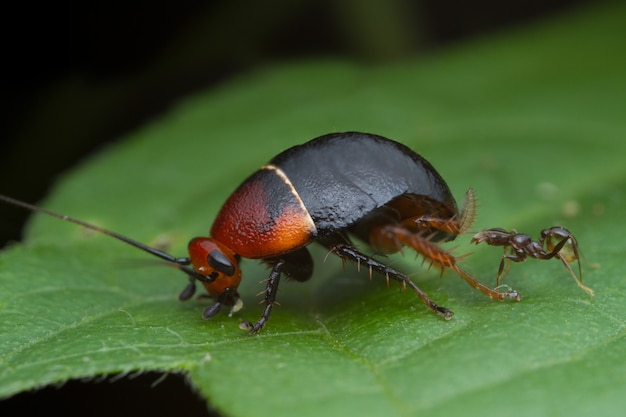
[{"left": 2, "top": 132, "right": 523, "bottom": 334}]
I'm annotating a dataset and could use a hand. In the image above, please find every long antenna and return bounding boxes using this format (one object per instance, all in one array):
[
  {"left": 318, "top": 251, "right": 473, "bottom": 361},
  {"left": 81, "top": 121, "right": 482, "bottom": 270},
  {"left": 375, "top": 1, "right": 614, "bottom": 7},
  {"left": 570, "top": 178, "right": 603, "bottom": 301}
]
[{"left": 0, "top": 194, "right": 211, "bottom": 283}]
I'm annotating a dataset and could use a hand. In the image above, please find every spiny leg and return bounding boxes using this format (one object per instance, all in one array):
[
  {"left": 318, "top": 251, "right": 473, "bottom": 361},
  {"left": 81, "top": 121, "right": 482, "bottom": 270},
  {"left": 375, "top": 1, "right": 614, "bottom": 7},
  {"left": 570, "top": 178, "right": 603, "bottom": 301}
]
[
  {"left": 452, "top": 262, "right": 520, "bottom": 301},
  {"left": 239, "top": 249, "right": 314, "bottom": 334},
  {"left": 330, "top": 243, "right": 454, "bottom": 319},
  {"left": 411, "top": 189, "right": 476, "bottom": 235},
  {"left": 239, "top": 260, "right": 285, "bottom": 334},
  {"left": 375, "top": 224, "right": 521, "bottom": 302},
  {"left": 458, "top": 188, "right": 477, "bottom": 234},
  {"left": 389, "top": 188, "right": 476, "bottom": 237}
]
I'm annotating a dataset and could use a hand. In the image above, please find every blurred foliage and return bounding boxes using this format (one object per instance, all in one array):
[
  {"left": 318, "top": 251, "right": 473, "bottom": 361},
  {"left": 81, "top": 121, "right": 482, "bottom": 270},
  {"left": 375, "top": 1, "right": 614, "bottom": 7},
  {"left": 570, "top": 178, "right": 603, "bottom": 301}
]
[{"left": 0, "top": 0, "right": 595, "bottom": 245}]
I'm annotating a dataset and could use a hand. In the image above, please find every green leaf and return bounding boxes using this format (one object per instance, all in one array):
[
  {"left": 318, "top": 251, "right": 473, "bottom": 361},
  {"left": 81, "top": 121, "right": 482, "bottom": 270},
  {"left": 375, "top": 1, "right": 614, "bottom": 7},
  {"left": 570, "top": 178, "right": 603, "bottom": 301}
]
[{"left": 2, "top": 2, "right": 625, "bottom": 416}]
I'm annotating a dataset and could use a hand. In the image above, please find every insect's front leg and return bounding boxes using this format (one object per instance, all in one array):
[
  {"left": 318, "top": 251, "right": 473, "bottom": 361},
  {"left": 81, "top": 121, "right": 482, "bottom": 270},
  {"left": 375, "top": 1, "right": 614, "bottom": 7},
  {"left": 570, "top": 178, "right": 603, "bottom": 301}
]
[{"left": 239, "top": 260, "right": 285, "bottom": 334}]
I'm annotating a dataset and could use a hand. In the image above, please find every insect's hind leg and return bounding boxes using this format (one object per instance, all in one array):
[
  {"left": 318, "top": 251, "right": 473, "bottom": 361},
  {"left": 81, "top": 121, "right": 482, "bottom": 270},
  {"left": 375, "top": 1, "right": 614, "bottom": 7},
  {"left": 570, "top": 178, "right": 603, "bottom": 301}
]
[
  {"left": 329, "top": 243, "right": 454, "bottom": 320},
  {"left": 370, "top": 224, "right": 521, "bottom": 302}
]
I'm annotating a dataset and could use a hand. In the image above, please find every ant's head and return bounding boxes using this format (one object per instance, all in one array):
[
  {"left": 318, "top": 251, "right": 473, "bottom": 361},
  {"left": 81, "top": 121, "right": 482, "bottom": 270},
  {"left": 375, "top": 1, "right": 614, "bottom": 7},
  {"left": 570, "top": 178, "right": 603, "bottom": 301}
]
[
  {"left": 541, "top": 226, "right": 579, "bottom": 263},
  {"left": 188, "top": 237, "right": 242, "bottom": 310}
]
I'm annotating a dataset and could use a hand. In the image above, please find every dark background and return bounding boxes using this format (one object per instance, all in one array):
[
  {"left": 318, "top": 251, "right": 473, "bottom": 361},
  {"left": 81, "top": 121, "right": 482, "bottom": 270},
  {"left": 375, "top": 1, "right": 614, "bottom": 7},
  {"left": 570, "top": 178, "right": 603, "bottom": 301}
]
[{"left": 0, "top": 0, "right": 594, "bottom": 415}]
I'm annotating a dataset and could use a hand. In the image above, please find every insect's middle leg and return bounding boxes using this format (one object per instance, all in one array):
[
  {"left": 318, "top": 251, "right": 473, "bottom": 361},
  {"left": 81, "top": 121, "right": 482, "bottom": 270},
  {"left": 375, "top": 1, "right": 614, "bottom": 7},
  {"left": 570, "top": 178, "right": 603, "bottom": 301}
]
[{"left": 329, "top": 243, "right": 454, "bottom": 319}]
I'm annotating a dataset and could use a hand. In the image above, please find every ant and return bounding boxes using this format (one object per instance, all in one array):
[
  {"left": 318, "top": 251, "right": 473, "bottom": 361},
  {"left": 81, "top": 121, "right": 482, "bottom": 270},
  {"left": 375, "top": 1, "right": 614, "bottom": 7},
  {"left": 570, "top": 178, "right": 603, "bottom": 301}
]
[{"left": 471, "top": 226, "right": 594, "bottom": 296}]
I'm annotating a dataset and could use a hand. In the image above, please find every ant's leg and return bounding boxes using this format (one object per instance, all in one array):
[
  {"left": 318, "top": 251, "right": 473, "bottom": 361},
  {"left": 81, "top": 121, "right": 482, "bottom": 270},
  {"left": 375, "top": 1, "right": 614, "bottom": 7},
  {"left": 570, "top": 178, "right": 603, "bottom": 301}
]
[
  {"left": 496, "top": 255, "right": 509, "bottom": 287},
  {"left": 554, "top": 253, "right": 594, "bottom": 296},
  {"left": 371, "top": 225, "right": 520, "bottom": 302},
  {"left": 330, "top": 243, "right": 454, "bottom": 319},
  {"left": 540, "top": 228, "right": 594, "bottom": 296},
  {"left": 239, "top": 260, "right": 285, "bottom": 334},
  {"left": 495, "top": 251, "right": 526, "bottom": 286}
]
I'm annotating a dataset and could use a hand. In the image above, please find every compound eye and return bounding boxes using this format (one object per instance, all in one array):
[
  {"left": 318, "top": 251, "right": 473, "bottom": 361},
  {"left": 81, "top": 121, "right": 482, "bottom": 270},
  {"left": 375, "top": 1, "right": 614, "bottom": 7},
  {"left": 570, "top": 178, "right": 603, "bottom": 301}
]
[{"left": 208, "top": 249, "right": 236, "bottom": 276}]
